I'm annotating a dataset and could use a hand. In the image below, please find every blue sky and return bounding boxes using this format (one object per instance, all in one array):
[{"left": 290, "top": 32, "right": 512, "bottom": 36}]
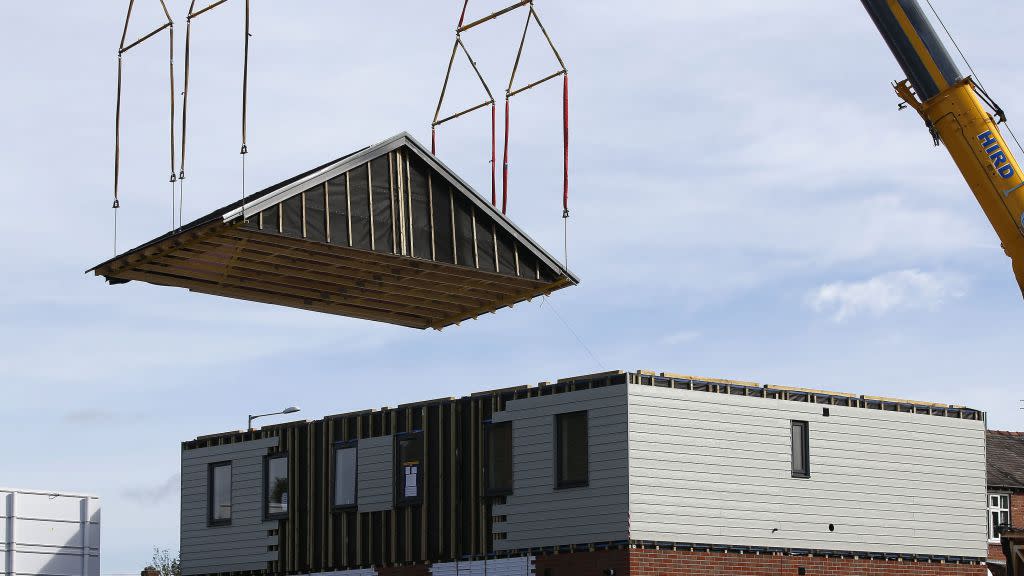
[{"left": 3, "top": 1, "right": 1024, "bottom": 573}]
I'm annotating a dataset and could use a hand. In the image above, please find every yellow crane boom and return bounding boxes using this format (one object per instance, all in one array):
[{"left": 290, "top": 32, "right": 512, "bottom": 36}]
[{"left": 862, "top": 0, "right": 1024, "bottom": 298}]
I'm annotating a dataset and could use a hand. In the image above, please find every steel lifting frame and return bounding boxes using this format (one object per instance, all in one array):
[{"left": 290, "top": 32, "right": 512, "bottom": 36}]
[
  {"left": 179, "top": 0, "right": 252, "bottom": 184},
  {"left": 114, "top": 0, "right": 175, "bottom": 210},
  {"left": 431, "top": 31, "right": 497, "bottom": 206},
  {"left": 431, "top": 0, "right": 569, "bottom": 216}
]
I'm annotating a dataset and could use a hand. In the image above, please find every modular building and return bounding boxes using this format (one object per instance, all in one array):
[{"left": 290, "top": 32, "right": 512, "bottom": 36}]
[
  {"left": 1, "top": 488, "right": 100, "bottom": 576},
  {"left": 179, "top": 370, "right": 988, "bottom": 576}
]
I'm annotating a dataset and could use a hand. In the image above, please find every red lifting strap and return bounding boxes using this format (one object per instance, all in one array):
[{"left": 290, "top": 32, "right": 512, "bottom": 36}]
[
  {"left": 491, "top": 102, "right": 497, "bottom": 206},
  {"left": 502, "top": 98, "right": 510, "bottom": 215},
  {"left": 563, "top": 73, "right": 569, "bottom": 217}
]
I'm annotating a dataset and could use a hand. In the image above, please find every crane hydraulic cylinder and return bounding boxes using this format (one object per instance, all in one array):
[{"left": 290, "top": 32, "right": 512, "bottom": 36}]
[{"left": 862, "top": 0, "right": 1024, "bottom": 298}]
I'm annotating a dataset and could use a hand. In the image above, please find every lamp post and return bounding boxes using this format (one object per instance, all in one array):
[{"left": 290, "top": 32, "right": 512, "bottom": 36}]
[{"left": 248, "top": 406, "right": 300, "bottom": 431}]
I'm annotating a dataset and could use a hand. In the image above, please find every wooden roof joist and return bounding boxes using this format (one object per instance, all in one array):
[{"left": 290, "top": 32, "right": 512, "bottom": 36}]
[{"left": 91, "top": 133, "right": 578, "bottom": 329}]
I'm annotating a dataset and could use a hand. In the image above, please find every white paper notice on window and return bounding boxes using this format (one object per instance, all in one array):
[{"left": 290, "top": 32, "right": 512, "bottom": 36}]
[{"left": 404, "top": 466, "right": 418, "bottom": 498}]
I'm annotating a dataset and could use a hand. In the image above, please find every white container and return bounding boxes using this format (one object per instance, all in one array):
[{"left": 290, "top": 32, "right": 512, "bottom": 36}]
[{"left": 0, "top": 488, "right": 100, "bottom": 576}]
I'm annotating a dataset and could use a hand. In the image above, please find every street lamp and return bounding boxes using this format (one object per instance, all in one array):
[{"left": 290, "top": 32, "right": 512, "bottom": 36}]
[{"left": 248, "top": 406, "right": 300, "bottom": 431}]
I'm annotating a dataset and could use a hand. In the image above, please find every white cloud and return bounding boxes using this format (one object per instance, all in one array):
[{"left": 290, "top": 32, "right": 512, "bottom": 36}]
[{"left": 807, "top": 269, "right": 966, "bottom": 322}]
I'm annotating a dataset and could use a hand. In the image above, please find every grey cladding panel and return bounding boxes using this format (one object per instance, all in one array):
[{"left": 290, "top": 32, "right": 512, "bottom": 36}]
[
  {"left": 492, "top": 386, "right": 629, "bottom": 550},
  {"left": 626, "top": 385, "right": 987, "bottom": 558},
  {"left": 358, "top": 435, "right": 394, "bottom": 513},
  {"left": 180, "top": 437, "right": 280, "bottom": 576}
]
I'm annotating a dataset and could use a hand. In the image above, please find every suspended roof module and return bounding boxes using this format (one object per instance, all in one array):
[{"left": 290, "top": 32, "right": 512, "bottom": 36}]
[{"left": 91, "top": 133, "right": 578, "bottom": 329}]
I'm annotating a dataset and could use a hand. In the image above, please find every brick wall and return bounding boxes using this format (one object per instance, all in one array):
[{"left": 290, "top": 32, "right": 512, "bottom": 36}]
[
  {"left": 289, "top": 549, "right": 987, "bottom": 575},
  {"left": 533, "top": 550, "right": 628, "bottom": 576},
  {"left": 629, "top": 549, "right": 985, "bottom": 576}
]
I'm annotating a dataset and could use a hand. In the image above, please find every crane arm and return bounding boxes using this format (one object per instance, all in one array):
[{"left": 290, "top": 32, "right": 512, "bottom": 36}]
[{"left": 862, "top": 0, "right": 1024, "bottom": 298}]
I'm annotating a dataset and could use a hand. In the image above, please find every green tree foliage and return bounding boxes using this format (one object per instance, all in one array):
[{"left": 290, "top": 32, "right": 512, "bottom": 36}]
[{"left": 148, "top": 547, "right": 181, "bottom": 576}]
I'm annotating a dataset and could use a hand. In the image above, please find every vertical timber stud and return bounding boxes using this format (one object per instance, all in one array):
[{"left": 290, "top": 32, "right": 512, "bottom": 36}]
[
  {"left": 470, "top": 399, "right": 478, "bottom": 554},
  {"left": 324, "top": 182, "right": 331, "bottom": 243},
  {"left": 389, "top": 153, "right": 398, "bottom": 254},
  {"left": 514, "top": 241, "right": 520, "bottom": 276},
  {"left": 326, "top": 417, "right": 334, "bottom": 568},
  {"left": 449, "top": 402, "right": 457, "bottom": 561},
  {"left": 390, "top": 410, "right": 398, "bottom": 565},
  {"left": 356, "top": 412, "right": 364, "bottom": 565},
  {"left": 471, "top": 209, "right": 480, "bottom": 269},
  {"left": 367, "top": 164, "right": 375, "bottom": 251},
  {"left": 492, "top": 223, "right": 499, "bottom": 273},
  {"left": 406, "top": 155, "right": 415, "bottom": 258},
  {"left": 301, "top": 191, "right": 307, "bottom": 238},
  {"left": 449, "top": 186, "right": 458, "bottom": 264},
  {"left": 345, "top": 172, "right": 353, "bottom": 247},
  {"left": 421, "top": 405, "right": 429, "bottom": 561},
  {"left": 405, "top": 408, "right": 413, "bottom": 562},
  {"left": 397, "top": 151, "right": 408, "bottom": 256},
  {"left": 428, "top": 173, "right": 437, "bottom": 261}
]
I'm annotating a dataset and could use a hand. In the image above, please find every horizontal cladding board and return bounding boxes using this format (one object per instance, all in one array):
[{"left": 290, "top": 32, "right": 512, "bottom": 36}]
[
  {"left": 629, "top": 393, "right": 985, "bottom": 432},
  {"left": 626, "top": 491, "right": 984, "bottom": 520},
  {"left": 357, "top": 435, "right": 393, "bottom": 513},
  {"left": 496, "top": 386, "right": 629, "bottom": 551},
  {"left": 180, "top": 530, "right": 276, "bottom": 546},
  {"left": 181, "top": 438, "right": 279, "bottom": 576},
  {"left": 628, "top": 386, "right": 979, "bottom": 420},
  {"left": 183, "top": 437, "right": 279, "bottom": 458},
  {"left": 629, "top": 524, "right": 982, "bottom": 555},
  {"left": 627, "top": 414, "right": 983, "bottom": 452},
  {"left": 626, "top": 385, "right": 986, "bottom": 558},
  {"left": 628, "top": 504, "right": 983, "bottom": 533},
  {"left": 183, "top": 545, "right": 277, "bottom": 562},
  {"left": 624, "top": 419, "right": 985, "bottom": 460},
  {"left": 494, "top": 486, "right": 629, "bottom": 512},
  {"left": 628, "top": 454, "right": 984, "bottom": 488},
  {"left": 183, "top": 559, "right": 273, "bottom": 576}
]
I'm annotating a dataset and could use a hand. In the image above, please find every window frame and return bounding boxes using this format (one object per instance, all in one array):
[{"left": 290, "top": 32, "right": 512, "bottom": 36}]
[
  {"left": 332, "top": 440, "right": 359, "bottom": 510},
  {"left": 264, "top": 452, "right": 290, "bottom": 520},
  {"left": 484, "top": 420, "right": 514, "bottom": 496},
  {"left": 555, "top": 410, "right": 589, "bottom": 490},
  {"left": 394, "top": 431, "right": 424, "bottom": 507},
  {"left": 791, "top": 420, "right": 810, "bottom": 479},
  {"left": 207, "top": 461, "right": 232, "bottom": 527},
  {"left": 988, "top": 492, "right": 1011, "bottom": 542}
]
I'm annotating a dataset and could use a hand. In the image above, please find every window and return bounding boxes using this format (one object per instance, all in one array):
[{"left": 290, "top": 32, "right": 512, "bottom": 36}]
[
  {"left": 556, "top": 411, "right": 588, "bottom": 489},
  {"left": 265, "top": 454, "right": 289, "bottom": 519},
  {"left": 791, "top": 421, "right": 810, "bottom": 478},
  {"left": 334, "top": 441, "right": 357, "bottom": 508},
  {"left": 989, "top": 493, "right": 1011, "bottom": 541},
  {"left": 486, "top": 422, "right": 513, "bottom": 495},
  {"left": 208, "top": 462, "right": 232, "bottom": 526},
  {"left": 396, "top": 432, "right": 423, "bottom": 505}
]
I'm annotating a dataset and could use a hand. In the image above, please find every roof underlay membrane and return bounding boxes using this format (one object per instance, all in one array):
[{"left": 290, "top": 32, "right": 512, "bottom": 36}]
[{"left": 91, "top": 133, "right": 578, "bottom": 329}]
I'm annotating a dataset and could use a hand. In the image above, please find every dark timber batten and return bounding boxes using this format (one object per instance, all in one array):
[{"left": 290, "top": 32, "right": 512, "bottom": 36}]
[{"left": 91, "top": 133, "right": 578, "bottom": 329}]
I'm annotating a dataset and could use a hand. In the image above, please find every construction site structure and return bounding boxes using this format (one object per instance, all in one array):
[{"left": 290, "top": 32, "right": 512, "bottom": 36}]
[{"left": 178, "top": 370, "right": 986, "bottom": 576}]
